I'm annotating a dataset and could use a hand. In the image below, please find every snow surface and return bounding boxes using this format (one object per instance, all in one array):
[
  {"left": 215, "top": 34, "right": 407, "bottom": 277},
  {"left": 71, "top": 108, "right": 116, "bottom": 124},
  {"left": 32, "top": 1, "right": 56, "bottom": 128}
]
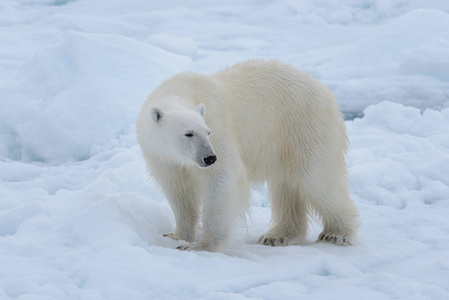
[{"left": 1, "top": 0, "right": 448, "bottom": 299}]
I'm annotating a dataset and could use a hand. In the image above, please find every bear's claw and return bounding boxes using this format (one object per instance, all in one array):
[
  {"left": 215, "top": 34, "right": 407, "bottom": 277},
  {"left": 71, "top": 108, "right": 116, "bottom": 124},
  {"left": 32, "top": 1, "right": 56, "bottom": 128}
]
[
  {"left": 256, "top": 234, "right": 303, "bottom": 246},
  {"left": 176, "top": 244, "right": 191, "bottom": 251},
  {"left": 163, "top": 233, "right": 179, "bottom": 240},
  {"left": 176, "top": 242, "right": 216, "bottom": 252},
  {"left": 317, "top": 232, "right": 352, "bottom": 245}
]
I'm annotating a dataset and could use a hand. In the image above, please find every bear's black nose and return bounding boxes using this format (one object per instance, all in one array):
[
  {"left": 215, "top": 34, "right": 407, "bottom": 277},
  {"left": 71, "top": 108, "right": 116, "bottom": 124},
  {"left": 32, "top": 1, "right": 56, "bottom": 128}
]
[{"left": 204, "top": 155, "right": 217, "bottom": 166}]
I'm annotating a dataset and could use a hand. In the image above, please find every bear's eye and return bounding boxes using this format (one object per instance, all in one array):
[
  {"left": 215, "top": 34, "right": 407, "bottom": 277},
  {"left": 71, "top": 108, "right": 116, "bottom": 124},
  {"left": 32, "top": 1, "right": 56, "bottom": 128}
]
[
  {"left": 185, "top": 132, "right": 194, "bottom": 137},
  {"left": 208, "top": 131, "right": 211, "bottom": 136}
]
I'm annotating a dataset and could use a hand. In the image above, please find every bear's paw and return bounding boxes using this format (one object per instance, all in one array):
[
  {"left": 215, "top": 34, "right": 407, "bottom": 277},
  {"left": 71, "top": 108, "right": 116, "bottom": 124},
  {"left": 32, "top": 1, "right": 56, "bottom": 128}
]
[
  {"left": 163, "top": 233, "right": 178, "bottom": 240},
  {"left": 317, "top": 232, "right": 353, "bottom": 245},
  {"left": 176, "top": 242, "right": 217, "bottom": 252},
  {"left": 256, "top": 233, "right": 304, "bottom": 247}
]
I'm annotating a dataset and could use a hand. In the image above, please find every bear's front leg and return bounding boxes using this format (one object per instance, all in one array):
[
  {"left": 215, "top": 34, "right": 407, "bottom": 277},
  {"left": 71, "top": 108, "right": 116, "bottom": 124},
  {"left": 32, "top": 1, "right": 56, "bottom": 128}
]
[
  {"left": 156, "top": 165, "right": 201, "bottom": 243},
  {"left": 178, "top": 164, "right": 249, "bottom": 252},
  {"left": 164, "top": 186, "right": 200, "bottom": 243}
]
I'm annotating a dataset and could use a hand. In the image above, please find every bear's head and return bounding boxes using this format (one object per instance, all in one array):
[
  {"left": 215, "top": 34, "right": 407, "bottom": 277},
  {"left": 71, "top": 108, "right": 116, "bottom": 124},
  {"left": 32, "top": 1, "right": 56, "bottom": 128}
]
[{"left": 137, "top": 102, "right": 216, "bottom": 168}]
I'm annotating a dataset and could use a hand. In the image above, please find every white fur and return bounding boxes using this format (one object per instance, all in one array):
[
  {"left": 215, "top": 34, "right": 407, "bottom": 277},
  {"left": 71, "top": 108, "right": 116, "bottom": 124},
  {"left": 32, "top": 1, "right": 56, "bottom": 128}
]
[{"left": 136, "top": 59, "right": 359, "bottom": 252}]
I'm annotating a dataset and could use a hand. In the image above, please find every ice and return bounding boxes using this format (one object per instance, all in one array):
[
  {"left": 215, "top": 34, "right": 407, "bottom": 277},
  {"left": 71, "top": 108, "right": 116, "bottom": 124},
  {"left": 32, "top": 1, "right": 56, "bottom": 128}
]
[
  {"left": 400, "top": 39, "right": 449, "bottom": 81},
  {"left": 1, "top": 0, "right": 449, "bottom": 299},
  {"left": 348, "top": 102, "right": 449, "bottom": 209},
  {"left": 325, "top": 9, "right": 449, "bottom": 113},
  {"left": 0, "top": 32, "right": 192, "bottom": 162}
]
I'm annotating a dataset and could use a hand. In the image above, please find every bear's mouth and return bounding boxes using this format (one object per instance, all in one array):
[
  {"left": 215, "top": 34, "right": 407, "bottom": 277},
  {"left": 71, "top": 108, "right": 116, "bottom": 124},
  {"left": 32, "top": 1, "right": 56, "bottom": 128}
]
[{"left": 197, "top": 163, "right": 211, "bottom": 169}]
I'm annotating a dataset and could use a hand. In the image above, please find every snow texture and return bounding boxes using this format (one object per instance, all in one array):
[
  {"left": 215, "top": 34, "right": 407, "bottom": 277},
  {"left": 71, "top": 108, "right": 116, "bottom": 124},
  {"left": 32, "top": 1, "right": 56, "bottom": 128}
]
[{"left": 0, "top": 0, "right": 448, "bottom": 299}]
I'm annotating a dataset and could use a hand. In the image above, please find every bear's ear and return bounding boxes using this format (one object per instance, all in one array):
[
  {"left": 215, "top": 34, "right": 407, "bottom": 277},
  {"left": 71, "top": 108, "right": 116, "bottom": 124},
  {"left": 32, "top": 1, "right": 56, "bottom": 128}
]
[
  {"left": 195, "top": 103, "right": 206, "bottom": 120},
  {"left": 151, "top": 107, "right": 164, "bottom": 123}
]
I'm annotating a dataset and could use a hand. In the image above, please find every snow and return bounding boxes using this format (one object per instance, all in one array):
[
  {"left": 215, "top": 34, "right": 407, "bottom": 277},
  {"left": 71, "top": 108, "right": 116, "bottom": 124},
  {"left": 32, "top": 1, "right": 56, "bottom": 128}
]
[
  {"left": 0, "top": 31, "right": 192, "bottom": 162},
  {"left": 0, "top": 0, "right": 448, "bottom": 299}
]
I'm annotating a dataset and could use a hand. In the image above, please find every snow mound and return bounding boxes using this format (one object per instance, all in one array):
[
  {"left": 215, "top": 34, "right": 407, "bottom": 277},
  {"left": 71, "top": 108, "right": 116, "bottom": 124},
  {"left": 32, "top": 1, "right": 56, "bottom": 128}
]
[
  {"left": 324, "top": 9, "right": 449, "bottom": 112},
  {"left": 348, "top": 101, "right": 449, "bottom": 208},
  {"left": 0, "top": 32, "right": 192, "bottom": 162},
  {"left": 400, "top": 39, "right": 449, "bottom": 81}
]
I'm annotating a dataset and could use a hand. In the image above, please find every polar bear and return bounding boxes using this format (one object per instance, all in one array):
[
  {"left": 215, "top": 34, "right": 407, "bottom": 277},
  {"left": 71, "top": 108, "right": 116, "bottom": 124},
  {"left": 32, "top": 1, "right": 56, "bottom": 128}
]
[{"left": 136, "top": 59, "right": 359, "bottom": 252}]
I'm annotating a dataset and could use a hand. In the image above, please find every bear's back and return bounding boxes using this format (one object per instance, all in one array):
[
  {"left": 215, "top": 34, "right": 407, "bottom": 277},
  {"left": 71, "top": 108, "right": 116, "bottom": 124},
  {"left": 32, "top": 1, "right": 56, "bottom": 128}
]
[{"left": 209, "top": 60, "right": 345, "bottom": 181}]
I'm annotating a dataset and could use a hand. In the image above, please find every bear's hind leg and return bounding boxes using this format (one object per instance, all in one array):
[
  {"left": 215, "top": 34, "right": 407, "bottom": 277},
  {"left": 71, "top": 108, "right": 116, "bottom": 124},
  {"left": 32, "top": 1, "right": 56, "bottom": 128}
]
[
  {"left": 314, "top": 197, "right": 359, "bottom": 245},
  {"left": 257, "top": 183, "right": 308, "bottom": 246},
  {"left": 308, "top": 182, "right": 359, "bottom": 245}
]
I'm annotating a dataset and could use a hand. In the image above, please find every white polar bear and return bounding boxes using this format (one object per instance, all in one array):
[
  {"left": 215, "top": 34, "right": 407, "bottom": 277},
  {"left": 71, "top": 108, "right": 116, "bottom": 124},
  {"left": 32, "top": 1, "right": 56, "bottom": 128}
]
[{"left": 137, "top": 59, "right": 359, "bottom": 252}]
